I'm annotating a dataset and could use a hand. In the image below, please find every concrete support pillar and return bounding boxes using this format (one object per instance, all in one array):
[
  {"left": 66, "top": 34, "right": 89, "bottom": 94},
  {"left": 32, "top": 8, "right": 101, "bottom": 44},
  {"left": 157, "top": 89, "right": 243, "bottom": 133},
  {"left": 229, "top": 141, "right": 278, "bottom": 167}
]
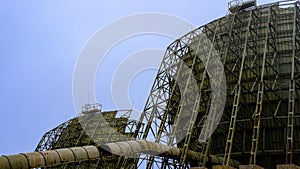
[
  {"left": 277, "top": 164, "right": 300, "bottom": 169},
  {"left": 213, "top": 165, "right": 236, "bottom": 169},
  {"left": 239, "top": 164, "right": 264, "bottom": 169}
]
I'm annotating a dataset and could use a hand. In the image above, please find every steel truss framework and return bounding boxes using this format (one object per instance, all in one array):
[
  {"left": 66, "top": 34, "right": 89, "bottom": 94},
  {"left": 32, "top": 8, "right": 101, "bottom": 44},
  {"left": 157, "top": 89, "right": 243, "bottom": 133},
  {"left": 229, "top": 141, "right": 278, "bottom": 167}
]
[
  {"left": 34, "top": 1, "right": 300, "bottom": 169},
  {"left": 130, "top": 1, "right": 300, "bottom": 168},
  {"left": 36, "top": 109, "right": 139, "bottom": 169}
]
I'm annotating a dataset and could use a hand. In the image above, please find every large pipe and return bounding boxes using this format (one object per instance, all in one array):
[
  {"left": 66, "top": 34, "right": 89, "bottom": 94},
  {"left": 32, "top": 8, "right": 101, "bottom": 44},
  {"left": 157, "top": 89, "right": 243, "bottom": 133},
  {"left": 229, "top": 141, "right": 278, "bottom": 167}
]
[
  {"left": 0, "top": 140, "right": 240, "bottom": 168},
  {"left": 102, "top": 140, "right": 240, "bottom": 167},
  {"left": 0, "top": 146, "right": 99, "bottom": 169}
]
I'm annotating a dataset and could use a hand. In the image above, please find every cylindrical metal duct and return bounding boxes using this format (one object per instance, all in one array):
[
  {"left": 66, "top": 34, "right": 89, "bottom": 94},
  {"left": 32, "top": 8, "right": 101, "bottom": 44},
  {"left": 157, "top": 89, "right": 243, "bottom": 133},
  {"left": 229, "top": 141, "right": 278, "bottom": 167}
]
[
  {"left": 0, "top": 140, "right": 239, "bottom": 168},
  {"left": 0, "top": 146, "right": 99, "bottom": 169},
  {"left": 102, "top": 140, "right": 240, "bottom": 167}
]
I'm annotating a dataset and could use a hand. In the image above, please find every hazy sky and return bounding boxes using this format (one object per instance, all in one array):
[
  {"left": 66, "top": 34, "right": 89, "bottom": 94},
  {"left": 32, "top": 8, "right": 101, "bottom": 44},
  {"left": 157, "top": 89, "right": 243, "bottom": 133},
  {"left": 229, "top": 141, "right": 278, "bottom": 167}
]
[{"left": 0, "top": 0, "right": 273, "bottom": 155}]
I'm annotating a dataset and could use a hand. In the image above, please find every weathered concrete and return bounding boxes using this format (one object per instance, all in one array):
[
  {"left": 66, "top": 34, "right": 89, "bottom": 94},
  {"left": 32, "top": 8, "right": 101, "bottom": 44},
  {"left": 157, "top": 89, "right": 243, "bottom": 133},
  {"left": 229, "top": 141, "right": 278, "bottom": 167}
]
[
  {"left": 239, "top": 164, "right": 264, "bottom": 169},
  {"left": 277, "top": 164, "right": 300, "bottom": 169},
  {"left": 213, "top": 165, "right": 236, "bottom": 169}
]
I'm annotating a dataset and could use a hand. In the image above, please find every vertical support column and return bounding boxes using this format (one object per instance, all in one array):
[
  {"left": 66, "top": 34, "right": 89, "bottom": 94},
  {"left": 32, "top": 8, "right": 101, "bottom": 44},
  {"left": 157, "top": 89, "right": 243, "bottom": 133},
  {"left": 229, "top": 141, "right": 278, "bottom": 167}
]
[
  {"left": 285, "top": 3, "right": 297, "bottom": 165},
  {"left": 179, "top": 25, "right": 219, "bottom": 168},
  {"left": 145, "top": 41, "right": 187, "bottom": 169},
  {"left": 162, "top": 40, "right": 202, "bottom": 169},
  {"left": 145, "top": 29, "right": 206, "bottom": 169},
  {"left": 198, "top": 12, "right": 239, "bottom": 167},
  {"left": 223, "top": 10, "right": 254, "bottom": 166},
  {"left": 131, "top": 39, "right": 183, "bottom": 169},
  {"left": 147, "top": 50, "right": 197, "bottom": 169},
  {"left": 166, "top": 52, "right": 198, "bottom": 145},
  {"left": 249, "top": 5, "right": 278, "bottom": 166}
]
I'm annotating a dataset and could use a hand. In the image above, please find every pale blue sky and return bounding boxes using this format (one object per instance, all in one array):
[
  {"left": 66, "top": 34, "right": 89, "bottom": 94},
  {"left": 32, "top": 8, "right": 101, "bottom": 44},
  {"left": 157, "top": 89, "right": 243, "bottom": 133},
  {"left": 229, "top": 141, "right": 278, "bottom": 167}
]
[{"left": 0, "top": 0, "right": 273, "bottom": 155}]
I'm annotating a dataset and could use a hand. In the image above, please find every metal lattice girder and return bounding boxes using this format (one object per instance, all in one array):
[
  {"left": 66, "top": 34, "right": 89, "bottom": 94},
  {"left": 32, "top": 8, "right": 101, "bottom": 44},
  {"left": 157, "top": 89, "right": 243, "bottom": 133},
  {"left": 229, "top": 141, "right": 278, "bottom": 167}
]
[
  {"left": 132, "top": 2, "right": 300, "bottom": 168},
  {"left": 223, "top": 8, "right": 261, "bottom": 166},
  {"left": 35, "top": 119, "right": 72, "bottom": 151},
  {"left": 34, "top": 1, "right": 300, "bottom": 169},
  {"left": 35, "top": 111, "right": 139, "bottom": 169},
  {"left": 286, "top": 1, "right": 300, "bottom": 164},
  {"left": 249, "top": 4, "right": 279, "bottom": 165},
  {"left": 133, "top": 26, "right": 213, "bottom": 168}
]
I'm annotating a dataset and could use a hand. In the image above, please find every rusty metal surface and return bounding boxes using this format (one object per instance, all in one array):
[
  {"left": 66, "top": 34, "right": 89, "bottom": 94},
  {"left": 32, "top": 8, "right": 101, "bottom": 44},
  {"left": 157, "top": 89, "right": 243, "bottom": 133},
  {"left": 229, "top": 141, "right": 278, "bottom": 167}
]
[
  {"left": 39, "top": 149, "right": 60, "bottom": 166},
  {"left": 0, "top": 156, "right": 10, "bottom": 169},
  {"left": 0, "top": 140, "right": 240, "bottom": 168},
  {"left": 4, "top": 154, "right": 29, "bottom": 169},
  {"left": 0, "top": 146, "right": 99, "bottom": 169},
  {"left": 102, "top": 140, "right": 240, "bottom": 167},
  {"left": 23, "top": 152, "right": 46, "bottom": 168},
  {"left": 103, "top": 140, "right": 172, "bottom": 155}
]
